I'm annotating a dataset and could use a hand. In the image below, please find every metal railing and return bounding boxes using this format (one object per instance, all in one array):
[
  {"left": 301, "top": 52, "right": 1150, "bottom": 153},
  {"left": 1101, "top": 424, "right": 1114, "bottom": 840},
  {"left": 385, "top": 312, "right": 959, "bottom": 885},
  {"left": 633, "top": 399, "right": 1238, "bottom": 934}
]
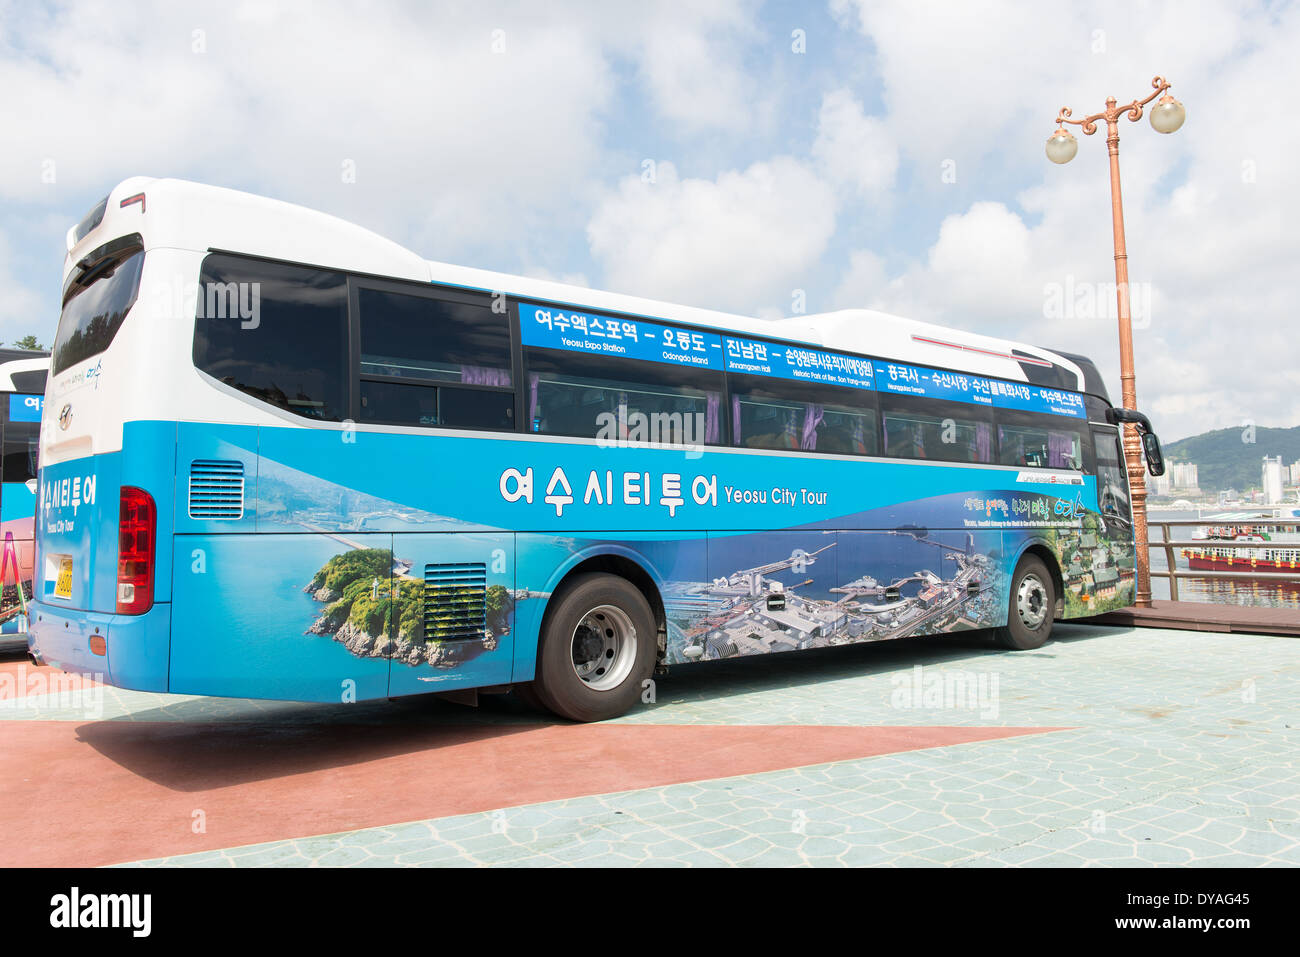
[{"left": 1145, "top": 516, "right": 1300, "bottom": 601}]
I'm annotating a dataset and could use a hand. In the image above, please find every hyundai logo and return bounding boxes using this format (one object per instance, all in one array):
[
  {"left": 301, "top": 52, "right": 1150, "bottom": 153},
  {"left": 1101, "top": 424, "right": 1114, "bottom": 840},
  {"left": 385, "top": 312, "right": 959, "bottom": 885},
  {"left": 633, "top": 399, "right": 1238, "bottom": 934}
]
[{"left": 58, "top": 403, "right": 72, "bottom": 431}]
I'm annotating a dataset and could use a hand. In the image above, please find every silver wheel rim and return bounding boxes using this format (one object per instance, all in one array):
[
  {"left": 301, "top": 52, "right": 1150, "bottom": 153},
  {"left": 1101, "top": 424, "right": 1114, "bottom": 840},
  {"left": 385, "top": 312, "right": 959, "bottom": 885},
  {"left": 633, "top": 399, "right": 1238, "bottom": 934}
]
[
  {"left": 1016, "top": 573, "right": 1049, "bottom": 631},
  {"left": 570, "top": 604, "right": 637, "bottom": 692}
]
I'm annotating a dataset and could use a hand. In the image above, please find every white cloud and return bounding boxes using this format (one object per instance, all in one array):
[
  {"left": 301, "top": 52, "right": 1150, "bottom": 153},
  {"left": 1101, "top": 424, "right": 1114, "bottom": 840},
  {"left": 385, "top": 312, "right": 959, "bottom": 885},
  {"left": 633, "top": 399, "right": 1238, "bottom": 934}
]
[
  {"left": 832, "top": 249, "right": 890, "bottom": 309},
  {"left": 635, "top": 9, "right": 766, "bottom": 135},
  {"left": 0, "top": 2, "right": 619, "bottom": 260},
  {"left": 812, "top": 89, "right": 897, "bottom": 197},
  {"left": 586, "top": 158, "right": 836, "bottom": 313},
  {"left": 925, "top": 201, "right": 1033, "bottom": 308},
  {"left": 0, "top": 230, "right": 48, "bottom": 342},
  {"left": 827, "top": 0, "right": 1300, "bottom": 441},
  {"left": 2, "top": 0, "right": 1296, "bottom": 446}
]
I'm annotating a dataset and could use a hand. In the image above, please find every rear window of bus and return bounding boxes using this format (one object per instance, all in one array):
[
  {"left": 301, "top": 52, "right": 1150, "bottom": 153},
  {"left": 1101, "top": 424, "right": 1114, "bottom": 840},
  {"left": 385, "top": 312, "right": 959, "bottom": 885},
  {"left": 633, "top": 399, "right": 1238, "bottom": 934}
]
[{"left": 52, "top": 244, "right": 145, "bottom": 374}]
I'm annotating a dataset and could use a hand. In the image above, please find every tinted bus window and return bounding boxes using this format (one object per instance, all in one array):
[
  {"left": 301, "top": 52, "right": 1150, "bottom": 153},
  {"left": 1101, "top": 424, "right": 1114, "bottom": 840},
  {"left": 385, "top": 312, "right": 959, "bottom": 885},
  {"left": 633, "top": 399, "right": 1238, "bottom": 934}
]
[
  {"left": 359, "top": 288, "right": 511, "bottom": 385},
  {"left": 193, "top": 255, "right": 349, "bottom": 421},
  {"left": 52, "top": 246, "right": 145, "bottom": 374},
  {"left": 526, "top": 348, "right": 723, "bottom": 444},
  {"left": 729, "top": 373, "right": 878, "bottom": 455},
  {"left": 1, "top": 418, "right": 38, "bottom": 483},
  {"left": 1092, "top": 427, "right": 1131, "bottom": 522},
  {"left": 357, "top": 286, "right": 514, "bottom": 430},
  {"left": 880, "top": 395, "right": 994, "bottom": 464},
  {"left": 996, "top": 412, "right": 1086, "bottom": 470},
  {"left": 358, "top": 379, "right": 513, "bottom": 430}
]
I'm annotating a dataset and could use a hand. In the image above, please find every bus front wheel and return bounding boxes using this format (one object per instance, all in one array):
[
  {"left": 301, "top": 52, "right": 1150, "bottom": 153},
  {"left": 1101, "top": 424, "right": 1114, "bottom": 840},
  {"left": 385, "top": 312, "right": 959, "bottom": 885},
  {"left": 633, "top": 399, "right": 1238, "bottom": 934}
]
[
  {"left": 529, "top": 573, "right": 657, "bottom": 722},
  {"left": 995, "top": 555, "right": 1055, "bottom": 650}
]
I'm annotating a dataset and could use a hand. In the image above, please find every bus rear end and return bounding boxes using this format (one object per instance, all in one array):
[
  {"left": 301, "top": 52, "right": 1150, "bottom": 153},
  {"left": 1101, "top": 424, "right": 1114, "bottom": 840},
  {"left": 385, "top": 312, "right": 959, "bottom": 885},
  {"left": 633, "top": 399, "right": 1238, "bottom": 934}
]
[{"left": 29, "top": 180, "right": 176, "bottom": 691}]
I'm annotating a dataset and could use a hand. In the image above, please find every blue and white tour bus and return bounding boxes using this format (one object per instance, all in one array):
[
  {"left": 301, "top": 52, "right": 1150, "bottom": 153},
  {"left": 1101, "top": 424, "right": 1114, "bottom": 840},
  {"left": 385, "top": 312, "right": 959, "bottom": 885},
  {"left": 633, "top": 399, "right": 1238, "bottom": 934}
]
[{"left": 29, "top": 178, "right": 1165, "bottom": 720}]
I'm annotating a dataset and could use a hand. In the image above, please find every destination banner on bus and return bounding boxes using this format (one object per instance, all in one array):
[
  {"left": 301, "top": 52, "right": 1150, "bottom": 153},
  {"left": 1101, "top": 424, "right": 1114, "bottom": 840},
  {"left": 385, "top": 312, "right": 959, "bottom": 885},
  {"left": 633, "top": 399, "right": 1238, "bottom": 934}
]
[
  {"left": 519, "top": 302, "right": 724, "bottom": 370},
  {"left": 877, "top": 361, "right": 1086, "bottom": 419},
  {"left": 7, "top": 393, "right": 42, "bottom": 423},
  {"left": 723, "top": 335, "right": 875, "bottom": 391},
  {"left": 993, "top": 384, "right": 1087, "bottom": 419},
  {"left": 878, "top": 361, "right": 996, "bottom": 405}
]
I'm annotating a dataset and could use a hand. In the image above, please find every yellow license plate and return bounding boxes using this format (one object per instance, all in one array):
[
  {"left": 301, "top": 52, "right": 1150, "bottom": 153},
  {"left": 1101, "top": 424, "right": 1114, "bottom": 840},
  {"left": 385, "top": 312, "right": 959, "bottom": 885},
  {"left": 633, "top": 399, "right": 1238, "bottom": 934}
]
[{"left": 55, "top": 557, "right": 73, "bottom": 599}]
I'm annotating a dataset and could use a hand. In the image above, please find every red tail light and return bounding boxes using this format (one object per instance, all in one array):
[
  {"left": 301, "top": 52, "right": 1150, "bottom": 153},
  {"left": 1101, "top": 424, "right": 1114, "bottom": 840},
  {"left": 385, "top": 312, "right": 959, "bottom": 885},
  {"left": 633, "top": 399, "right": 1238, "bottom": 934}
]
[{"left": 117, "top": 486, "right": 156, "bottom": 615}]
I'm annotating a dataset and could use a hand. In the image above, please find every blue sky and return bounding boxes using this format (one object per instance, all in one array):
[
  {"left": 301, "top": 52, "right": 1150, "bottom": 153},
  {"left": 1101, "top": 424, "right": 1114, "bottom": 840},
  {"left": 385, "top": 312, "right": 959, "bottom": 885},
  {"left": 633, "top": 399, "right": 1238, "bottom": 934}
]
[{"left": 1, "top": 0, "right": 1295, "bottom": 441}]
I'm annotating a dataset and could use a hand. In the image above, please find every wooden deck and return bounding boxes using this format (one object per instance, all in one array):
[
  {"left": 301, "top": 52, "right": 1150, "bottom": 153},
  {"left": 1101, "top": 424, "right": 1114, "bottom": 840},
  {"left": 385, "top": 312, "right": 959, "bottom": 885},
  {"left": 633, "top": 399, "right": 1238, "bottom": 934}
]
[{"left": 1093, "top": 600, "right": 1300, "bottom": 636}]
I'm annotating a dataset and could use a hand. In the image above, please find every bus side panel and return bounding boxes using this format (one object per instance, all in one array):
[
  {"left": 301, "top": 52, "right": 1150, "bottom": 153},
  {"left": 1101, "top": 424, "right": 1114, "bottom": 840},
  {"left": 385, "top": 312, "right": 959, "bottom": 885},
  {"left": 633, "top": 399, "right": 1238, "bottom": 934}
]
[
  {"left": 679, "top": 528, "right": 1007, "bottom": 663},
  {"left": 253, "top": 427, "right": 500, "bottom": 534},
  {"left": 0, "top": 387, "right": 42, "bottom": 636},
  {"left": 841, "top": 528, "right": 1009, "bottom": 635},
  {"left": 1000, "top": 474, "right": 1136, "bottom": 619},
  {"left": 512, "top": 533, "right": 706, "bottom": 681},
  {"left": 174, "top": 423, "right": 259, "bottom": 535},
  {"left": 1052, "top": 537, "right": 1137, "bottom": 617},
  {"left": 701, "top": 528, "right": 838, "bottom": 659},
  {"left": 385, "top": 532, "right": 514, "bottom": 696},
  {"left": 1, "top": 483, "right": 37, "bottom": 639},
  {"left": 168, "top": 533, "right": 391, "bottom": 702}
]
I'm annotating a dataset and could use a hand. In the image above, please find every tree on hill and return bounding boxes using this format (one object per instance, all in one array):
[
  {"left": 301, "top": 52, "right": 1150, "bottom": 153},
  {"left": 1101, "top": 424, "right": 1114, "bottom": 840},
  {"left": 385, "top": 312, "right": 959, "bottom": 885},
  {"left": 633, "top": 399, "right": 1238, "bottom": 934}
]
[
  {"left": 1162, "top": 425, "right": 1300, "bottom": 493},
  {"left": 1, "top": 335, "right": 46, "bottom": 351}
]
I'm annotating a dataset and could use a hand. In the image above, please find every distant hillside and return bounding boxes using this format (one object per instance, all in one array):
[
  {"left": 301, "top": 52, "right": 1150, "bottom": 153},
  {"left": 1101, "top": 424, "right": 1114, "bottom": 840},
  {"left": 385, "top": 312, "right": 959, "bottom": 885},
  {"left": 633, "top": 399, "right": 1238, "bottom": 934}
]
[{"left": 1162, "top": 425, "right": 1300, "bottom": 493}]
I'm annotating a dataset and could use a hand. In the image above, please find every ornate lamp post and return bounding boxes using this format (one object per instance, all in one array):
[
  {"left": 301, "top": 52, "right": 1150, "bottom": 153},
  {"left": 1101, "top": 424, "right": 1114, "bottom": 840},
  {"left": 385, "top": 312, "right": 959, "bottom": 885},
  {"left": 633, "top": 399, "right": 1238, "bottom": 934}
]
[{"left": 1046, "top": 76, "right": 1185, "bottom": 609}]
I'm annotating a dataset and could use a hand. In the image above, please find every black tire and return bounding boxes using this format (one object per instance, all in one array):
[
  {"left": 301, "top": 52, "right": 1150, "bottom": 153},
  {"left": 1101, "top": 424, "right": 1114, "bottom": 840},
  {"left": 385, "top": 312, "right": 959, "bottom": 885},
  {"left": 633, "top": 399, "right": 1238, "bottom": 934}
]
[
  {"left": 531, "top": 573, "right": 657, "bottom": 722},
  {"left": 994, "top": 555, "right": 1056, "bottom": 650}
]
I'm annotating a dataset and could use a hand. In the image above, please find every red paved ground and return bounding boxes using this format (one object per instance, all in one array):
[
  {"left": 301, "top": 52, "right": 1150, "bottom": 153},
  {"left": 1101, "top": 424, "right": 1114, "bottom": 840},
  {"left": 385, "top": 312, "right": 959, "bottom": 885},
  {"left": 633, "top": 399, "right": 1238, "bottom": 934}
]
[{"left": 0, "top": 719, "right": 1066, "bottom": 866}]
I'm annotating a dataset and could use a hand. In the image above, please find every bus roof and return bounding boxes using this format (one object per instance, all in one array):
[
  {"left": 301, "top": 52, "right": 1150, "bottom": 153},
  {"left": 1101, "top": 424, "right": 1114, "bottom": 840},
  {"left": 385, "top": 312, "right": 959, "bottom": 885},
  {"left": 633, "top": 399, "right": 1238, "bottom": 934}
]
[
  {"left": 0, "top": 352, "right": 50, "bottom": 392},
  {"left": 71, "top": 177, "right": 1094, "bottom": 395}
]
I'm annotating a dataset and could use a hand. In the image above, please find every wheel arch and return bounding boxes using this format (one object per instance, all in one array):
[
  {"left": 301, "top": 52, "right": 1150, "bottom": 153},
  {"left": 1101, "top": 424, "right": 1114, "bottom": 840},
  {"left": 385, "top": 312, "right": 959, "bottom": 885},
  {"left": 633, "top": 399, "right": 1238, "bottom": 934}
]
[
  {"left": 516, "top": 545, "right": 667, "bottom": 681},
  {"left": 547, "top": 552, "right": 667, "bottom": 634},
  {"left": 1012, "top": 539, "right": 1065, "bottom": 617}
]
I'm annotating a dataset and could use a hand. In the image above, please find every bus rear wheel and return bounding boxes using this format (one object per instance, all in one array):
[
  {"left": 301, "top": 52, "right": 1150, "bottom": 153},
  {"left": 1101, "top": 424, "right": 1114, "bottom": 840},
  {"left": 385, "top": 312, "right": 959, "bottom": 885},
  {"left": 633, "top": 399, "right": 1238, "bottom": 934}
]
[
  {"left": 530, "top": 573, "right": 657, "bottom": 722},
  {"left": 995, "top": 555, "right": 1055, "bottom": 650}
]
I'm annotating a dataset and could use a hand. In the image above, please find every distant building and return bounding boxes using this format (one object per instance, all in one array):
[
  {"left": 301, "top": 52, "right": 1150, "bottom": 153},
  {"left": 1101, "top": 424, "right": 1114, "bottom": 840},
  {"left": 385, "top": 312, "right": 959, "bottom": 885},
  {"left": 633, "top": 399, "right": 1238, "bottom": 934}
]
[
  {"left": 1262, "top": 455, "right": 1284, "bottom": 504},
  {"left": 1149, "top": 472, "right": 1172, "bottom": 496},
  {"left": 1169, "top": 461, "right": 1200, "bottom": 493}
]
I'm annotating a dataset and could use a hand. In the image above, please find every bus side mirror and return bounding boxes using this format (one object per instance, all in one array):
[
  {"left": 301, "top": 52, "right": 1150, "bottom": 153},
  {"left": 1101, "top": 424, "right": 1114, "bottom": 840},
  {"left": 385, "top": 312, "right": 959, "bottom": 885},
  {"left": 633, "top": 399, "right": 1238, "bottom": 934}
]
[
  {"left": 1105, "top": 406, "right": 1166, "bottom": 477},
  {"left": 1142, "top": 431, "right": 1165, "bottom": 477}
]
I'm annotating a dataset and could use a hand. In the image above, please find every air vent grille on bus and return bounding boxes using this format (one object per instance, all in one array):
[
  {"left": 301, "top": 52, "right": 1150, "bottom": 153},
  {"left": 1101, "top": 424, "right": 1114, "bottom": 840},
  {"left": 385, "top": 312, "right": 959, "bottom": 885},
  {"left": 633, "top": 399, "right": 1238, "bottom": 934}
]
[
  {"left": 188, "top": 460, "right": 245, "bottom": 520},
  {"left": 423, "top": 563, "right": 487, "bottom": 641}
]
